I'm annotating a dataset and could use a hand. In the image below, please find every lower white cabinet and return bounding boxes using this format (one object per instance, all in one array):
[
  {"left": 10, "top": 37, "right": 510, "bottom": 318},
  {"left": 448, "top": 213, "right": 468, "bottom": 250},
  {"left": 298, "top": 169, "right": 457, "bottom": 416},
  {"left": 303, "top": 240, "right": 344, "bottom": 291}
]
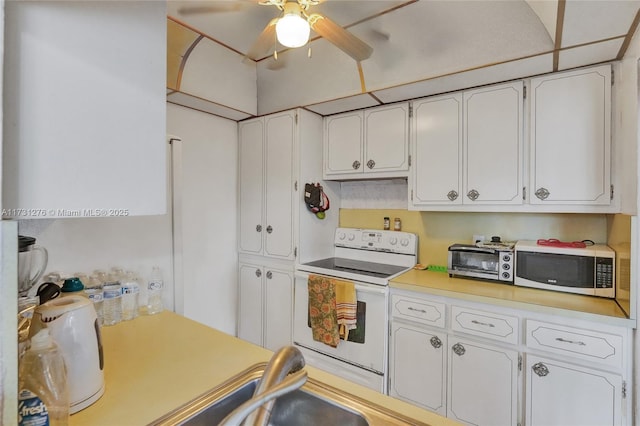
[
  {"left": 526, "top": 354, "right": 623, "bottom": 426},
  {"left": 448, "top": 338, "right": 519, "bottom": 426},
  {"left": 389, "top": 322, "right": 447, "bottom": 415},
  {"left": 238, "top": 262, "right": 293, "bottom": 351},
  {"left": 389, "top": 289, "right": 632, "bottom": 426}
]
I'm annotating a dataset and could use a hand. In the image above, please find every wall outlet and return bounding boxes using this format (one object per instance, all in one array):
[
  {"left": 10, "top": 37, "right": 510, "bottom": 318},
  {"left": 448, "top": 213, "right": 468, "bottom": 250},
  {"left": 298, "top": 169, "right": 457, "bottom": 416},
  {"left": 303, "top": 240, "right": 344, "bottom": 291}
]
[{"left": 473, "top": 234, "right": 485, "bottom": 244}]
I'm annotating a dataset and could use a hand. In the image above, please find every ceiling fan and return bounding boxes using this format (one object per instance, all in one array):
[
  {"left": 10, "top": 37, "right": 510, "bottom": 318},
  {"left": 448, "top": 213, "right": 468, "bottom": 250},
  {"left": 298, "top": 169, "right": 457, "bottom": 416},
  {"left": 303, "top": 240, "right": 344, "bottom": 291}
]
[{"left": 180, "top": 0, "right": 373, "bottom": 62}]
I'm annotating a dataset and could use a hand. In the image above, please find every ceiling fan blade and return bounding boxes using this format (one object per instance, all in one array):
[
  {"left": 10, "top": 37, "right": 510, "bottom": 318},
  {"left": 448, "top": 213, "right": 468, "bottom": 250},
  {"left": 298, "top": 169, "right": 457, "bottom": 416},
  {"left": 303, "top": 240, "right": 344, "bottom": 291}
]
[
  {"left": 177, "top": 3, "right": 248, "bottom": 15},
  {"left": 308, "top": 14, "right": 373, "bottom": 62},
  {"left": 246, "top": 18, "right": 278, "bottom": 60}
]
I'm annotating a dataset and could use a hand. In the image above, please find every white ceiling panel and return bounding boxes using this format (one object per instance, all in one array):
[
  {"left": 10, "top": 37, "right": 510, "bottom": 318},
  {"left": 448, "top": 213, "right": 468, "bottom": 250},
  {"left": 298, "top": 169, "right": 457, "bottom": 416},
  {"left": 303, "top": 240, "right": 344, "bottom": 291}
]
[
  {"left": 257, "top": 37, "right": 364, "bottom": 115},
  {"left": 559, "top": 38, "right": 624, "bottom": 71},
  {"left": 306, "top": 94, "right": 381, "bottom": 116},
  {"left": 180, "top": 38, "right": 257, "bottom": 115},
  {"left": 357, "top": 1, "right": 554, "bottom": 93},
  {"left": 561, "top": 0, "right": 640, "bottom": 47},
  {"left": 373, "top": 53, "right": 553, "bottom": 104}
]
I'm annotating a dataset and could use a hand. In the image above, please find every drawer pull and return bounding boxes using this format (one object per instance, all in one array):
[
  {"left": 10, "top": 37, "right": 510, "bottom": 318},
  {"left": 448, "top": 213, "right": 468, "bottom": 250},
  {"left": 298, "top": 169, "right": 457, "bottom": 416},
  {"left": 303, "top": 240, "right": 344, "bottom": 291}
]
[
  {"left": 471, "top": 319, "right": 495, "bottom": 328},
  {"left": 532, "top": 362, "right": 549, "bottom": 377},
  {"left": 452, "top": 343, "right": 466, "bottom": 356},
  {"left": 408, "top": 307, "right": 427, "bottom": 314},
  {"left": 555, "top": 337, "right": 586, "bottom": 346},
  {"left": 430, "top": 336, "right": 442, "bottom": 349}
]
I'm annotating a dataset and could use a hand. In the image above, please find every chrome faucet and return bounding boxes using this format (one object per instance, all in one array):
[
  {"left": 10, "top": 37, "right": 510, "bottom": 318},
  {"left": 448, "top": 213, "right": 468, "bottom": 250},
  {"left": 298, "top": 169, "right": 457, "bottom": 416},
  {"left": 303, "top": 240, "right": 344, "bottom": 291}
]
[{"left": 219, "top": 346, "right": 307, "bottom": 426}]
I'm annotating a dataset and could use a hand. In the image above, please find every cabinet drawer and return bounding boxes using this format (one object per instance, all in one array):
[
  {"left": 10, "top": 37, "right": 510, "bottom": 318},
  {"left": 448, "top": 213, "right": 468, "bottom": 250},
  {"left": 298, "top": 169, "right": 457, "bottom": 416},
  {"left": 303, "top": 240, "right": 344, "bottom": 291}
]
[
  {"left": 451, "top": 305, "right": 519, "bottom": 344},
  {"left": 526, "top": 320, "right": 623, "bottom": 368},
  {"left": 391, "top": 295, "right": 446, "bottom": 328}
]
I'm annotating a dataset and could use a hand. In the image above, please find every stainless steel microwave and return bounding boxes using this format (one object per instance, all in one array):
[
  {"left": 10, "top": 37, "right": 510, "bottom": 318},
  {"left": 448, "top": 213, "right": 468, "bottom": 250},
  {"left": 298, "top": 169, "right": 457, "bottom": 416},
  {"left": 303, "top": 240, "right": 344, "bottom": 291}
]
[{"left": 514, "top": 241, "right": 615, "bottom": 298}]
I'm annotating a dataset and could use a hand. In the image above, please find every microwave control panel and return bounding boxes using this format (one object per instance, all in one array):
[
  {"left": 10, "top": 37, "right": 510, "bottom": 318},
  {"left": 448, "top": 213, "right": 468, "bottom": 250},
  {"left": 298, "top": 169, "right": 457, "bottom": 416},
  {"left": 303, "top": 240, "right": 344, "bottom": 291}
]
[{"left": 596, "top": 257, "right": 614, "bottom": 288}]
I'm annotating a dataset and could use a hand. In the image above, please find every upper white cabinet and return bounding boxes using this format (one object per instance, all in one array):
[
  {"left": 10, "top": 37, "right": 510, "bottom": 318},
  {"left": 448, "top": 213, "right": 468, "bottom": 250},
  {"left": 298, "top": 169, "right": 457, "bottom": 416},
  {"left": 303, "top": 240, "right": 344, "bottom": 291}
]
[
  {"left": 324, "top": 103, "right": 409, "bottom": 180},
  {"left": 411, "top": 93, "right": 463, "bottom": 205},
  {"left": 238, "top": 108, "right": 339, "bottom": 263},
  {"left": 2, "top": 1, "right": 167, "bottom": 217},
  {"left": 238, "top": 112, "right": 296, "bottom": 260},
  {"left": 529, "top": 64, "right": 612, "bottom": 206},
  {"left": 411, "top": 81, "right": 523, "bottom": 208}
]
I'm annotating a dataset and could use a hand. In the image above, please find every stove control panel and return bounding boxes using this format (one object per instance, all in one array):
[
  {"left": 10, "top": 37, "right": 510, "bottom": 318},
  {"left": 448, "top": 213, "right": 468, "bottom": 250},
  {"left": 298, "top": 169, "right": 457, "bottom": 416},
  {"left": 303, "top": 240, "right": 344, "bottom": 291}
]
[{"left": 335, "top": 228, "right": 417, "bottom": 255}]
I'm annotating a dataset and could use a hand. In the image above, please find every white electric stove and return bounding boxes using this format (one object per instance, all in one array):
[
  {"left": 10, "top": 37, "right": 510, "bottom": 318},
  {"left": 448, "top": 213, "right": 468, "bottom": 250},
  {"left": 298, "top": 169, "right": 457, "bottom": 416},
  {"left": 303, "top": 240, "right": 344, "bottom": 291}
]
[{"left": 294, "top": 228, "right": 418, "bottom": 392}]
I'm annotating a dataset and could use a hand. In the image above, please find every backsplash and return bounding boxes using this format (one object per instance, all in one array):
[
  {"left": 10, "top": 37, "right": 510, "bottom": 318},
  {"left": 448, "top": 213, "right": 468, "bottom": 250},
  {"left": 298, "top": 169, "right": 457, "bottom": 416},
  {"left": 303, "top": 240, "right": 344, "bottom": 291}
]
[{"left": 339, "top": 209, "right": 620, "bottom": 267}]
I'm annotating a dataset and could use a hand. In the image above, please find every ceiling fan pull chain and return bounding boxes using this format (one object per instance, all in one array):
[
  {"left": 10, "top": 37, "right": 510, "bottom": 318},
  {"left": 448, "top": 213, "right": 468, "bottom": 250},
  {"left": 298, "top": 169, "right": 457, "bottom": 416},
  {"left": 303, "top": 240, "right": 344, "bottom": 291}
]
[{"left": 308, "top": 46, "right": 312, "bottom": 58}]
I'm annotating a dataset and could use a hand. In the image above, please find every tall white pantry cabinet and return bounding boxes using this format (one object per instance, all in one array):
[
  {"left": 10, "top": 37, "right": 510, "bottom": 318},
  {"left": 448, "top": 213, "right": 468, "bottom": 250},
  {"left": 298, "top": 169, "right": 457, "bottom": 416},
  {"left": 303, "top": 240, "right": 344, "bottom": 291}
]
[{"left": 236, "top": 109, "right": 339, "bottom": 351}]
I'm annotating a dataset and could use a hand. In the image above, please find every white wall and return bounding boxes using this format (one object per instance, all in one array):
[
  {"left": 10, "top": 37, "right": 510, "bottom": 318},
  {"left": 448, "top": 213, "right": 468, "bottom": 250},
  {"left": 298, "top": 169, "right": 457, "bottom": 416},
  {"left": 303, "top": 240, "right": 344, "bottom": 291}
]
[
  {"left": 167, "top": 104, "right": 238, "bottom": 335},
  {"left": 17, "top": 214, "right": 174, "bottom": 307}
]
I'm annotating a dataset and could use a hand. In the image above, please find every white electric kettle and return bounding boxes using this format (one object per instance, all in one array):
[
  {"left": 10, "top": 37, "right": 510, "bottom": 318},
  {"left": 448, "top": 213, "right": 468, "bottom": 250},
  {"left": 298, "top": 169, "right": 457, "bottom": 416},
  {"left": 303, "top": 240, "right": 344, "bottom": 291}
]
[{"left": 29, "top": 295, "right": 105, "bottom": 413}]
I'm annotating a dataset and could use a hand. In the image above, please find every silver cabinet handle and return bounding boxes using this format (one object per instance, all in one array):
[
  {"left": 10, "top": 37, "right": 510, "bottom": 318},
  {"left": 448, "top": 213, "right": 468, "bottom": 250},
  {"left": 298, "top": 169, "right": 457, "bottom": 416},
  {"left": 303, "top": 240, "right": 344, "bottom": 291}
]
[
  {"left": 447, "top": 190, "right": 458, "bottom": 201},
  {"left": 535, "top": 187, "right": 550, "bottom": 200},
  {"left": 471, "top": 319, "right": 495, "bottom": 328},
  {"left": 467, "top": 189, "right": 479, "bottom": 201},
  {"left": 255, "top": 269, "right": 262, "bottom": 278},
  {"left": 430, "top": 336, "right": 442, "bottom": 349},
  {"left": 452, "top": 343, "right": 466, "bottom": 356},
  {"left": 266, "top": 271, "right": 273, "bottom": 279},
  {"left": 555, "top": 337, "right": 586, "bottom": 346},
  {"left": 266, "top": 225, "right": 273, "bottom": 234},
  {"left": 352, "top": 160, "right": 361, "bottom": 170},
  {"left": 532, "top": 362, "right": 549, "bottom": 377},
  {"left": 256, "top": 224, "right": 262, "bottom": 232},
  {"left": 407, "top": 307, "right": 427, "bottom": 314},
  {"left": 367, "top": 159, "right": 375, "bottom": 169}
]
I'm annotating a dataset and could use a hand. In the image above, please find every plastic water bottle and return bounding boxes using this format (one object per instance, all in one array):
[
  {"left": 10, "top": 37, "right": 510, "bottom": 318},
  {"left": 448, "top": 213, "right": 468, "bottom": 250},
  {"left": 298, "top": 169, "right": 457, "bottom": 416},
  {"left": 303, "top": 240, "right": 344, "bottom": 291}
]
[
  {"left": 146, "top": 266, "right": 164, "bottom": 315},
  {"left": 102, "top": 281, "right": 122, "bottom": 326},
  {"left": 84, "top": 274, "right": 104, "bottom": 327},
  {"left": 120, "top": 271, "right": 140, "bottom": 321},
  {"left": 18, "top": 329, "right": 69, "bottom": 426}
]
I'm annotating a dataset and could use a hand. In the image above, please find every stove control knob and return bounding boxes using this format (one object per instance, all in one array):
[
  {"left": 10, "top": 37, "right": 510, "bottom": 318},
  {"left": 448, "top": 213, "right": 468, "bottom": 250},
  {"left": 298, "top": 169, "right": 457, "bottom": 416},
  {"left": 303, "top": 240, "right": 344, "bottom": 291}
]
[
  {"left": 390, "top": 237, "right": 398, "bottom": 245},
  {"left": 347, "top": 233, "right": 355, "bottom": 241},
  {"left": 401, "top": 238, "right": 410, "bottom": 247},
  {"left": 338, "top": 232, "right": 346, "bottom": 240}
]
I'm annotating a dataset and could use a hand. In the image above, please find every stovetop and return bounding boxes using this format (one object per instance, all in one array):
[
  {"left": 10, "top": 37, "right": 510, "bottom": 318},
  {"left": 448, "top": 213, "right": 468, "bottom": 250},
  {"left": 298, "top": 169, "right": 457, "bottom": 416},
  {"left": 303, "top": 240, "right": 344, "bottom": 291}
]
[{"left": 302, "top": 257, "right": 410, "bottom": 280}]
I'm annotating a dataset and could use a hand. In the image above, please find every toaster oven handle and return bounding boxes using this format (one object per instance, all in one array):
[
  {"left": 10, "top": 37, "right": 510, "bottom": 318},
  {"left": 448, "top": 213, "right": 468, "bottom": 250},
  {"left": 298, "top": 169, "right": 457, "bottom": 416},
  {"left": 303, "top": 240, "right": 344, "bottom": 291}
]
[{"left": 449, "top": 246, "right": 497, "bottom": 254}]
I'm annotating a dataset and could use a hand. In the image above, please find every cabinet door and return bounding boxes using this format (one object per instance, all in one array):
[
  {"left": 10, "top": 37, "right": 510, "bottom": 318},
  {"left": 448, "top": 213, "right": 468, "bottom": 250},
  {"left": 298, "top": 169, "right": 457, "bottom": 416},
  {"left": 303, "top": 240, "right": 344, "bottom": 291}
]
[
  {"left": 264, "top": 112, "right": 296, "bottom": 259},
  {"left": 263, "top": 268, "right": 293, "bottom": 351},
  {"left": 238, "top": 119, "right": 264, "bottom": 255},
  {"left": 2, "top": 1, "right": 167, "bottom": 217},
  {"left": 463, "top": 81, "right": 523, "bottom": 205},
  {"left": 238, "top": 263, "right": 264, "bottom": 346},
  {"left": 364, "top": 104, "right": 409, "bottom": 174},
  {"left": 389, "top": 322, "right": 447, "bottom": 415},
  {"left": 529, "top": 64, "right": 611, "bottom": 205},
  {"left": 448, "top": 338, "right": 519, "bottom": 426},
  {"left": 411, "top": 95, "right": 463, "bottom": 205},
  {"left": 324, "top": 112, "right": 364, "bottom": 176},
  {"left": 526, "top": 355, "right": 622, "bottom": 426}
]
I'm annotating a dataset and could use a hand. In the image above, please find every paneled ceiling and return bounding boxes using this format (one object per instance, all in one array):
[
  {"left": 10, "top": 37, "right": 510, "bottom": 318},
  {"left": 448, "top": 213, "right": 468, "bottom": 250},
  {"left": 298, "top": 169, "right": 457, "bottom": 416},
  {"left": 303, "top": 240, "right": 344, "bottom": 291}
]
[{"left": 167, "top": 0, "right": 640, "bottom": 116}]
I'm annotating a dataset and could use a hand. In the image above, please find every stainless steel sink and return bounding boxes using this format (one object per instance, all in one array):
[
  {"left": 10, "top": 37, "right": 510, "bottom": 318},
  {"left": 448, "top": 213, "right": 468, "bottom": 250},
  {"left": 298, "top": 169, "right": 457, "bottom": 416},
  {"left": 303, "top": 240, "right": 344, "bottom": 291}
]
[{"left": 150, "top": 363, "right": 429, "bottom": 426}]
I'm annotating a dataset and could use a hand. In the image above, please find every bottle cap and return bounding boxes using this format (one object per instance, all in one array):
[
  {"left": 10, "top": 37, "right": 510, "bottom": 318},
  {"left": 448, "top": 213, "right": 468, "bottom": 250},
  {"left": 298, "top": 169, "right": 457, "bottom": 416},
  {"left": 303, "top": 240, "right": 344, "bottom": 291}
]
[{"left": 61, "top": 277, "right": 84, "bottom": 292}]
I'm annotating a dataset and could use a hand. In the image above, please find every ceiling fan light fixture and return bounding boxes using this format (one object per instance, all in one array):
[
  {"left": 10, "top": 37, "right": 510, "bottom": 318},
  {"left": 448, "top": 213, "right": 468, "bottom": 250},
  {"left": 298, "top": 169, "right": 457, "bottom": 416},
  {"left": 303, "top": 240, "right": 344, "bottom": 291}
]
[{"left": 275, "top": 3, "right": 310, "bottom": 48}]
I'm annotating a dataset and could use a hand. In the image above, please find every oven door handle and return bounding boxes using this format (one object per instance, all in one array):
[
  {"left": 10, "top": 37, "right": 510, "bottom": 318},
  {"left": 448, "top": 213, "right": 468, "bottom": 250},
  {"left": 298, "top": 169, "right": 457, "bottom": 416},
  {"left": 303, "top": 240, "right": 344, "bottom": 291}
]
[{"left": 296, "top": 272, "right": 388, "bottom": 295}]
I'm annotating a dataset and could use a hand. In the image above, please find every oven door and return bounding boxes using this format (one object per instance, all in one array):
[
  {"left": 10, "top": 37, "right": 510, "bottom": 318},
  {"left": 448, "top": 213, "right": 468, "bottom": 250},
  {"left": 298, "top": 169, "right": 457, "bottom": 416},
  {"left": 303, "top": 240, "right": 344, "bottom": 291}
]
[{"left": 293, "top": 271, "right": 388, "bottom": 375}]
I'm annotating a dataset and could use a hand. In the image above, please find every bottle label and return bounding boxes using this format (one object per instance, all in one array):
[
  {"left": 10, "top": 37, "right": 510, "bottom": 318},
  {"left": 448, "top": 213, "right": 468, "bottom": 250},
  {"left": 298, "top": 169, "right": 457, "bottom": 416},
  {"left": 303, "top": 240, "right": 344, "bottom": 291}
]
[
  {"left": 121, "top": 285, "right": 139, "bottom": 295},
  {"left": 18, "top": 389, "right": 50, "bottom": 426},
  {"left": 103, "top": 288, "right": 121, "bottom": 299},
  {"left": 148, "top": 280, "right": 163, "bottom": 291}
]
